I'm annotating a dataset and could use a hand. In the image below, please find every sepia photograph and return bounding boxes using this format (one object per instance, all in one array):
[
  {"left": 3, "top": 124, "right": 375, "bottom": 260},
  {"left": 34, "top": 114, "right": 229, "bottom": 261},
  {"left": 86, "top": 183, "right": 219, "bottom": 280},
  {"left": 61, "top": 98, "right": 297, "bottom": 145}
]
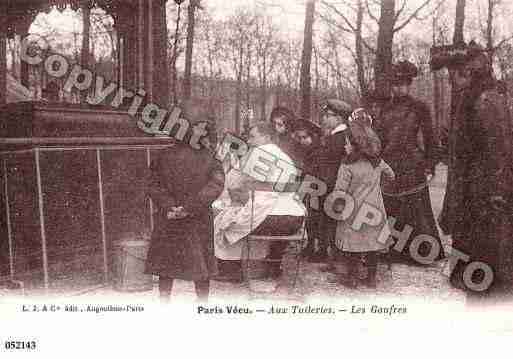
[{"left": 0, "top": 0, "right": 512, "bottom": 356}]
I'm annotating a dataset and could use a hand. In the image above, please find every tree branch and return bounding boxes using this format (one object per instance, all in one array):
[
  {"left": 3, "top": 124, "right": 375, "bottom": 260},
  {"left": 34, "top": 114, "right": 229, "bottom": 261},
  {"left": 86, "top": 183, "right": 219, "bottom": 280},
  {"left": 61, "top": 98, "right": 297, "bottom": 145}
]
[
  {"left": 394, "top": 0, "right": 408, "bottom": 22},
  {"left": 320, "top": 0, "right": 357, "bottom": 32},
  {"left": 393, "top": 0, "right": 433, "bottom": 33},
  {"left": 365, "top": 0, "right": 380, "bottom": 25},
  {"left": 318, "top": 9, "right": 376, "bottom": 53}
]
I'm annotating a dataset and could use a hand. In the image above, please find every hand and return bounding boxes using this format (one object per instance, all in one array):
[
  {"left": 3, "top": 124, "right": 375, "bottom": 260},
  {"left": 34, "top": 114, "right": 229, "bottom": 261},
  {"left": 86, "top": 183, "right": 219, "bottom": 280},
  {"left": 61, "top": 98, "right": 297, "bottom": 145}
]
[
  {"left": 167, "top": 206, "right": 190, "bottom": 219},
  {"left": 424, "top": 161, "right": 437, "bottom": 178},
  {"left": 384, "top": 167, "right": 396, "bottom": 181}
]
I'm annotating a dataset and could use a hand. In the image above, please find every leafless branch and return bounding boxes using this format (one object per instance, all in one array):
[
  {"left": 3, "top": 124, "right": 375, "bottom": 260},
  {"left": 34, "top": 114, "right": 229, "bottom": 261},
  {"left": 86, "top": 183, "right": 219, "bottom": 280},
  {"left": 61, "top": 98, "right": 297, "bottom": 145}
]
[
  {"left": 318, "top": 52, "right": 358, "bottom": 92},
  {"left": 320, "top": 1, "right": 357, "bottom": 32},
  {"left": 365, "top": 0, "right": 379, "bottom": 24},
  {"left": 317, "top": 11, "right": 353, "bottom": 33},
  {"left": 491, "top": 34, "right": 513, "bottom": 52},
  {"left": 393, "top": 0, "right": 433, "bottom": 33},
  {"left": 394, "top": 0, "right": 408, "bottom": 22},
  {"left": 318, "top": 7, "right": 376, "bottom": 53}
]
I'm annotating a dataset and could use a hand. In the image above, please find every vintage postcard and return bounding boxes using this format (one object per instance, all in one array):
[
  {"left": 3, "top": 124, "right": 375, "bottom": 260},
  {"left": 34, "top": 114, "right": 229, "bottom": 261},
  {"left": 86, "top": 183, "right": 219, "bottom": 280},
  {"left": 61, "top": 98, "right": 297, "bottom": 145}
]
[{"left": 1, "top": 0, "right": 512, "bottom": 357}]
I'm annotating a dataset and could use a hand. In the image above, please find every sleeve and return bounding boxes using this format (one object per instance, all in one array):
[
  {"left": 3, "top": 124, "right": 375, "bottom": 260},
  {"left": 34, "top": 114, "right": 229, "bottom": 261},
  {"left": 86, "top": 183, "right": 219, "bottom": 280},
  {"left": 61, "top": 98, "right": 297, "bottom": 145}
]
[
  {"left": 183, "top": 161, "right": 225, "bottom": 215},
  {"left": 334, "top": 163, "right": 352, "bottom": 193},
  {"left": 379, "top": 159, "right": 395, "bottom": 180},
  {"left": 416, "top": 100, "right": 438, "bottom": 169},
  {"left": 476, "top": 92, "right": 511, "bottom": 196},
  {"left": 146, "top": 153, "right": 177, "bottom": 214}
]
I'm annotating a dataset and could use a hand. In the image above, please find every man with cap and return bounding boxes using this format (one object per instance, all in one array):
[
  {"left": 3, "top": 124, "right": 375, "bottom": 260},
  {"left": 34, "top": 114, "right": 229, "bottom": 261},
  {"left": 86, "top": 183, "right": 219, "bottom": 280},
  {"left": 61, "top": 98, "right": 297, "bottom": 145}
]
[
  {"left": 289, "top": 118, "right": 323, "bottom": 259},
  {"left": 431, "top": 41, "right": 513, "bottom": 297},
  {"left": 374, "top": 60, "right": 444, "bottom": 266},
  {"left": 312, "top": 99, "right": 353, "bottom": 264}
]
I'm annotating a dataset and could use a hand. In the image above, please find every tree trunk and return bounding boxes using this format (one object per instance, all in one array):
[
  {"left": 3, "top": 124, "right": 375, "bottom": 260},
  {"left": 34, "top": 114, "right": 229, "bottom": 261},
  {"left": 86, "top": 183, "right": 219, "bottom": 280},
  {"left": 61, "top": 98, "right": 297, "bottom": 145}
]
[
  {"left": 81, "top": 4, "right": 91, "bottom": 102},
  {"left": 260, "top": 54, "right": 267, "bottom": 121},
  {"left": 453, "top": 0, "right": 466, "bottom": 44},
  {"left": 235, "top": 44, "right": 243, "bottom": 135},
  {"left": 432, "top": 16, "right": 441, "bottom": 143},
  {"left": 183, "top": 2, "right": 197, "bottom": 102},
  {"left": 355, "top": 0, "right": 367, "bottom": 97},
  {"left": 171, "top": 3, "right": 182, "bottom": 105},
  {"left": 300, "top": 0, "right": 315, "bottom": 119},
  {"left": 374, "top": 0, "right": 395, "bottom": 97},
  {"left": 246, "top": 41, "right": 252, "bottom": 109},
  {"left": 486, "top": 0, "right": 494, "bottom": 51}
]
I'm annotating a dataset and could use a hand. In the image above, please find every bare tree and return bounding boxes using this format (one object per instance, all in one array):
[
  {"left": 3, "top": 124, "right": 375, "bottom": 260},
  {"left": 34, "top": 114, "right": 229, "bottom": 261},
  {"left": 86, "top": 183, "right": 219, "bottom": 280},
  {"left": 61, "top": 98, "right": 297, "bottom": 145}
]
[
  {"left": 224, "top": 9, "right": 255, "bottom": 133},
  {"left": 253, "top": 13, "right": 281, "bottom": 120},
  {"left": 373, "top": 0, "right": 441, "bottom": 95},
  {"left": 451, "top": 0, "right": 466, "bottom": 44},
  {"left": 319, "top": 0, "right": 374, "bottom": 97},
  {"left": 300, "top": 0, "right": 316, "bottom": 119},
  {"left": 80, "top": 3, "right": 91, "bottom": 102},
  {"left": 183, "top": 0, "right": 203, "bottom": 103}
]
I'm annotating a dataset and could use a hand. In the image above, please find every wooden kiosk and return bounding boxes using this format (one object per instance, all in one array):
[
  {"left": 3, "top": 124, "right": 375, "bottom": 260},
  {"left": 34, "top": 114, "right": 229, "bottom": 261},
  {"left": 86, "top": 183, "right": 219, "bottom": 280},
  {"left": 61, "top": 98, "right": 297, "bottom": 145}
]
[{"left": 0, "top": 0, "right": 175, "bottom": 294}]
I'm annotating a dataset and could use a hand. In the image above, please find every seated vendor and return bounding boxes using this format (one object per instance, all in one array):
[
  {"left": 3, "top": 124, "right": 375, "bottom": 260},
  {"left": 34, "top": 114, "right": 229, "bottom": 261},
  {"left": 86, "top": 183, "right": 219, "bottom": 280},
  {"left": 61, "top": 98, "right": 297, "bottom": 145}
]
[{"left": 213, "top": 122, "right": 306, "bottom": 281}]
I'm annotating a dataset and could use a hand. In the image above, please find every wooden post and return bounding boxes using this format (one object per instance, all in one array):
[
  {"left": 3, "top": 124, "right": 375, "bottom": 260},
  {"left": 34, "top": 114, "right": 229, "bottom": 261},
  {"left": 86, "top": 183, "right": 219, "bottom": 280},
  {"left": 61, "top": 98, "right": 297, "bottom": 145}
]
[
  {"left": 18, "top": 17, "right": 33, "bottom": 90},
  {"left": 138, "top": 0, "right": 145, "bottom": 89},
  {"left": 0, "top": 6, "right": 7, "bottom": 106},
  {"left": 34, "top": 148, "right": 49, "bottom": 291},
  {"left": 3, "top": 158, "right": 14, "bottom": 279},
  {"left": 147, "top": 0, "right": 154, "bottom": 102},
  {"left": 96, "top": 149, "right": 109, "bottom": 283}
]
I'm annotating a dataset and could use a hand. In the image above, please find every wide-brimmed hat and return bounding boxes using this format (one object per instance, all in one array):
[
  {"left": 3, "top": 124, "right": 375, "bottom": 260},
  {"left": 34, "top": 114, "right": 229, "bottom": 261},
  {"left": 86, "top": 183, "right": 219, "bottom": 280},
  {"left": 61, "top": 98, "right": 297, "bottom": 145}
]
[
  {"left": 390, "top": 60, "right": 418, "bottom": 84},
  {"left": 430, "top": 40, "right": 490, "bottom": 71}
]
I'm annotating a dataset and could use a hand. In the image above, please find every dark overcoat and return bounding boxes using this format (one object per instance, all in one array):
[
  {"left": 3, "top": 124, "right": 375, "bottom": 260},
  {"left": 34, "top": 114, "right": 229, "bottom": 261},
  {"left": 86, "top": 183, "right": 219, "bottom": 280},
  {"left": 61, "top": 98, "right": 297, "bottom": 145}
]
[
  {"left": 442, "top": 84, "right": 513, "bottom": 290},
  {"left": 313, "top": 130, "right": 349, "bottom": 250},
  {"left": 375, "top": 96, "right": 443, "bottom": 262},
  {"left": 144, "top": 144, "right": 225, "bottom": 281}
]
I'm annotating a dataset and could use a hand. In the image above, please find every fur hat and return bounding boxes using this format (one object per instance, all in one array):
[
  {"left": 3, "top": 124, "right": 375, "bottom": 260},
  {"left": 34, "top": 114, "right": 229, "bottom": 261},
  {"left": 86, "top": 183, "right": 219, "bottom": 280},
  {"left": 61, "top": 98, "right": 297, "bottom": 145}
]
[{"left": 390, "top": 60, "right": 418, "bottom": 84}]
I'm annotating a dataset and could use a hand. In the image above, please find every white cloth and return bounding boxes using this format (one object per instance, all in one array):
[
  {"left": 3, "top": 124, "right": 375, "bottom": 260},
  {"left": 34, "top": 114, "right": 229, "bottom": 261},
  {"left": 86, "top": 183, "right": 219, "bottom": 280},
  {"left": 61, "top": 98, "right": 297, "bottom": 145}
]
[
  {"left": 212, "top": 143, "right": 306, "bottom": 260},
  {"left": 244, "top": 143, "right": 305, "bottom": 216}
]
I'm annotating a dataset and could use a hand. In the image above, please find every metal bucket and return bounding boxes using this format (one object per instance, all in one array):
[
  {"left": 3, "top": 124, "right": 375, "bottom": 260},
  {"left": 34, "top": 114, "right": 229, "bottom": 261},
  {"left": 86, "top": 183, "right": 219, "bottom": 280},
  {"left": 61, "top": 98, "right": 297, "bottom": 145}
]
[{"left": 112, "top": 240, "right": 153, "bottom": 292}]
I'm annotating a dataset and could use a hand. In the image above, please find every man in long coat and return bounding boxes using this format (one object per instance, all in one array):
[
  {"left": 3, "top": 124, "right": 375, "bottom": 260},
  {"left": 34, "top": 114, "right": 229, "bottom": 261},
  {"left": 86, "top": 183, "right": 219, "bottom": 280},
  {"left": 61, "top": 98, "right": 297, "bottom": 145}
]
[
  {"left": 432, "top": 42, "right": 513, "bottom": 297},
  {"left": 374, "top": 60, "right": 444, "bottom": 265},
  {"left": 145, "top": 124, "right": 225, "bottom": 302}
]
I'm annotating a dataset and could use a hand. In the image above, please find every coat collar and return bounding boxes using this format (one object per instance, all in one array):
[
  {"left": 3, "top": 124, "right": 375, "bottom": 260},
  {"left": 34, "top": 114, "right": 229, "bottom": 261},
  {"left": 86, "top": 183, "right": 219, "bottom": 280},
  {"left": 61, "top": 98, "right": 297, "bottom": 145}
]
[{"left": 331, "top": 123, "right": 348, "bottom": 135}]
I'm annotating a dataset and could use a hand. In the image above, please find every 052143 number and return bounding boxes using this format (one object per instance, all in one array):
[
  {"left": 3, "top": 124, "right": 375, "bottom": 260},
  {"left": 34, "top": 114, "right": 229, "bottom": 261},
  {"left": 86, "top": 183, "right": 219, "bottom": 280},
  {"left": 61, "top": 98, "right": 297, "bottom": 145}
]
[{"left": 4, "top": 340, "right": 37, "bottom": 350}]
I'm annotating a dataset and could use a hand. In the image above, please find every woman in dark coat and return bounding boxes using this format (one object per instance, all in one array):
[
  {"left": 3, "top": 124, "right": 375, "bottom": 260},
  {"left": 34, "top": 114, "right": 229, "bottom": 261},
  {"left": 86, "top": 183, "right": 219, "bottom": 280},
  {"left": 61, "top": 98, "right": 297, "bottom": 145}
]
[
  {"left": 431, "top": 42, "right": 513, "bottom": 296},
  {"left": 374, "top": 61, "right": 444, "bottom": 265},
  {"left": 144, "top": 127, "right": 225, "bottom": 301}
]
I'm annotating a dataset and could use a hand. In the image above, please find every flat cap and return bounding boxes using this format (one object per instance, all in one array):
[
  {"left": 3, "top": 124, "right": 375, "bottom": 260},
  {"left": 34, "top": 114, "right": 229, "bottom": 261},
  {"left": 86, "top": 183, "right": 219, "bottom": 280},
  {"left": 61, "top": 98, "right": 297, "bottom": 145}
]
[{"left": 322, "top": 99, "right": 352, "bottom": 117}]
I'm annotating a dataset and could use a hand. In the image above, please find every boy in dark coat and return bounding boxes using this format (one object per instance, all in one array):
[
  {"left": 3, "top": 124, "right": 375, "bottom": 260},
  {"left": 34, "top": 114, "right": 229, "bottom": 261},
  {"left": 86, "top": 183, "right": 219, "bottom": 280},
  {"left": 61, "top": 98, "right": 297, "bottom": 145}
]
[
  {"left": 315, "top": 99, "right": 353, "bottom": 264},
  {"left": 145, "top": 123, "right": 225, "bottom": 302}
]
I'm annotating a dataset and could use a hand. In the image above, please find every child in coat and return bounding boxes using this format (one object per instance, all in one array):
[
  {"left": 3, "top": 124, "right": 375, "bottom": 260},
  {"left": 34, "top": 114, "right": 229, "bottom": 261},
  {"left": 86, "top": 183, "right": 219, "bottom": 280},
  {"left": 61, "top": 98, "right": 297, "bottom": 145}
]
[{"left": 330, "top": 108, "right": 395, "bottom": 288}]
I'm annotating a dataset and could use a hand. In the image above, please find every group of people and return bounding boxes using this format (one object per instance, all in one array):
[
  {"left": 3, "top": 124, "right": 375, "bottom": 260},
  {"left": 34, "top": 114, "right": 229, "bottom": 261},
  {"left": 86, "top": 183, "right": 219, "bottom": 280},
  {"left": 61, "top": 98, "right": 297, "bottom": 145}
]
[{"left": 143, "top": 40, "right": 513, "bottom": 303}]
